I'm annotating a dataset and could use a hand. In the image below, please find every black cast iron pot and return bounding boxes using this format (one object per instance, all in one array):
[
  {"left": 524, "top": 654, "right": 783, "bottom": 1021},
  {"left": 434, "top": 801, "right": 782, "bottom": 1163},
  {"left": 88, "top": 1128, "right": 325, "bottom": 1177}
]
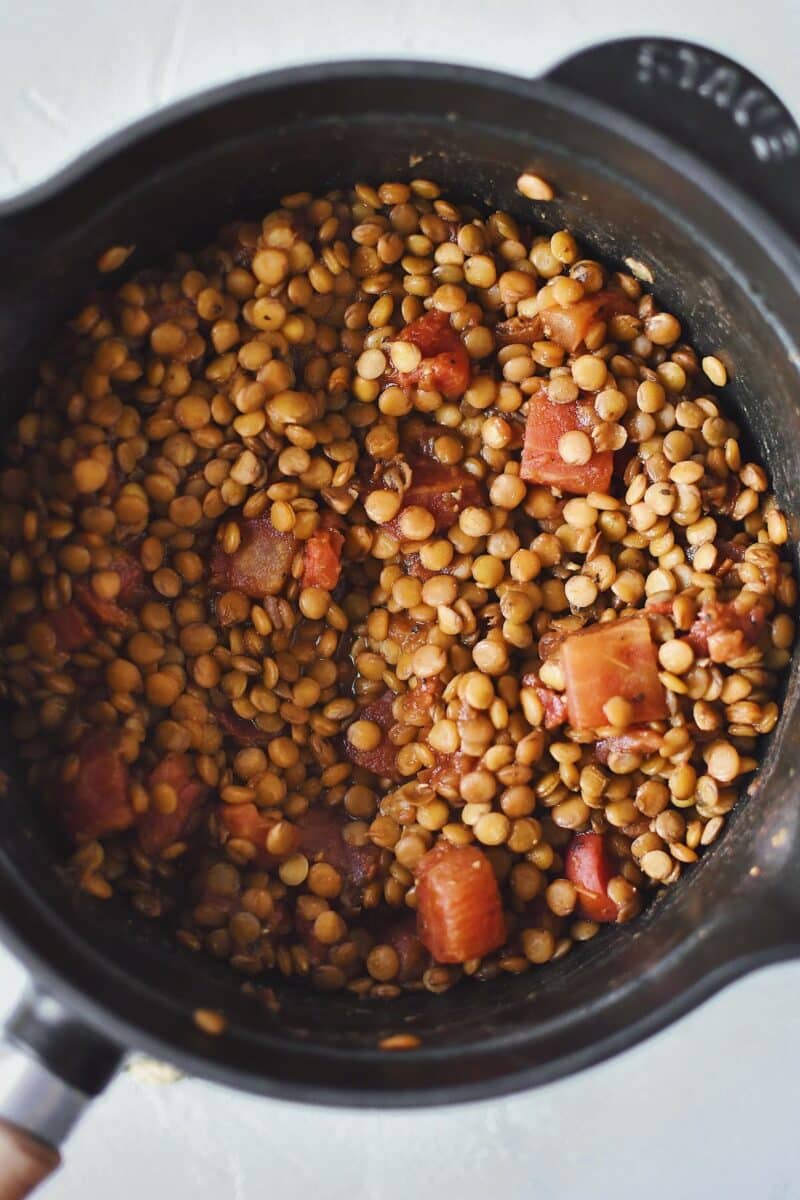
[{"left": 0, "top": 36, "right": 799, "bottom": 1195}]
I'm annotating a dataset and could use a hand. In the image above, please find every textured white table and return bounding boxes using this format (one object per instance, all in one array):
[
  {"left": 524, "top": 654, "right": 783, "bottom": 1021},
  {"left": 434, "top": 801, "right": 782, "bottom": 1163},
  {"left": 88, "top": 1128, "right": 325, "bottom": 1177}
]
[{"left": 2, "top": 3, "right": 800, "bottom": 1197}]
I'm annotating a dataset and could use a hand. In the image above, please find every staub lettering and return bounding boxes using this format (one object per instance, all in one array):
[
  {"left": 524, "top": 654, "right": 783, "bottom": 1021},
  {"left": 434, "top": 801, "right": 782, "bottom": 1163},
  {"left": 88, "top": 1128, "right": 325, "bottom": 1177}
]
[{"left": 636, "top": 41, "right": 799, "bottom": 163}]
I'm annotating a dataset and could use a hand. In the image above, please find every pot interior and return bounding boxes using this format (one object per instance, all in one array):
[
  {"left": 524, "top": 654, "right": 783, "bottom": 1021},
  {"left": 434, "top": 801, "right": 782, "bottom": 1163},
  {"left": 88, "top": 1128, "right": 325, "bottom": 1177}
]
[{"left": 0, "top": 64, "right": 798, "bottom": 1102}]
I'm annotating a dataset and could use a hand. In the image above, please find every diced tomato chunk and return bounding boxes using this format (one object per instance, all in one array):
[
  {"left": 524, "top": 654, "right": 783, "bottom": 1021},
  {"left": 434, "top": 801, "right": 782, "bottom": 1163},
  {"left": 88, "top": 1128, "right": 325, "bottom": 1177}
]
[
  {"left": 715, "top": 539, "right": 747, "bottom": 566},
  {"left": 301, "top": 528, "right": 344, "bottom": 590},
  {"left": 404, "top": 551, "right": 456, "bottom": 580},
  {"left": 217, "top": 802, "right": 291, "bottom": 867},
  {"left": 403, "top": 552, "right": 433, "bottom": 580},
  {"left": 496, "top": 289, "right": 636, "bottom": 353},
  {"left": 74, "top": 583, "right": 136, "bottom": 631},
  {"left": 397, "top": 418, "right": 443, "bottom": 459},
  {"left": 645, "top": 598, "right": 675, "bottom": 616},
  {"left": 688, "top": 601, "right": 766, "bottom": 662},
  {"left": 561, "top": 616, "right": 668, "bottom": 730},
  {"left": 415, "top": 842, "right": 505, "bottom": 964},
  {"left": 138, "top": 752, "right": 207, "bottom": 856},
  {"left": 383, "top": 613, "right": 434, "bottom": 655},
  {"left": 47, "top": 605, "right": 94, "bottom": 652},
  {"left": 109, "top": 551, "right": 147, "bottom": 606},
  {"left": 74, "top": 551, "right": 147, "bottom": 630},
  {"left": 565, "top": 832, "right": 621, "bottom": 923},
  {"left": 296, "top": 807, "right": 382, "bottom": 890},
  {"left": 535, "top": 682, "right": 569, "bottom": 729},
  {"left": 420, "top": 750, "right": 478, "bottom": 793},
  {"left": 537, "top": 628, "right": 568, "bottom": 661},
  {"left": 494, "top": 314, "right": 542, "bottom": 347},
  {"left": 521, "top": 391, "right": 613, "bottom": 495},
  {"left": 521, "top": 672, "right": 569, "bottom": 729},
  {"left": 388, "top": 309, "right": 471, "bottom": 398},
  {"left": 60, "top": 729, "right": 133, "bottom": 842},
  {"left": 209, "top": 515, "right": 296, "bottom": 598},
  {"left": 343, "top": 690, "right": 400, "bottom": 780},
  {"left": 381, "top": 458, "right": 484, "bottom": 537},
  {"left": 394, "top": 677, "right": 442, "bottom": 725},
  {"left": 215, "top": 707, "right": 268, "bottom": 746},
  {"left": 594, "top": 728, "right": 663, "bottom": 764},
  {"left": 542, "top": 290, "right": 636, "bottom": 352}
]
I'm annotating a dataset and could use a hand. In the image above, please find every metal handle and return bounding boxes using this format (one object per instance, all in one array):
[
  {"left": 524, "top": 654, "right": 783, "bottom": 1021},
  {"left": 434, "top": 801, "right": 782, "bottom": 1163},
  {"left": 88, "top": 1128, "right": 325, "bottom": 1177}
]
[
  {"left": 547, "top": 37, "right": 800, "bottom": 245},
  {"left": 0, "top": 992, "right": 121, "bottom": 1196}
]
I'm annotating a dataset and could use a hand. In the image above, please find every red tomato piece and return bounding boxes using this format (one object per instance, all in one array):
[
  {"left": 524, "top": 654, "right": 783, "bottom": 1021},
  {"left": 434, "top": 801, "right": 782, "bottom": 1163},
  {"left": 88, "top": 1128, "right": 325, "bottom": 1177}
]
[
  {"left": 217, "top": 802, "right": 292, "bottom": 867},
  {"left": 109, "top": 551, "right": 147, "bottom": 606},
  {"left": 687, "top": 601, "right": 766, "bottom": 662},
  {"left": 537, "top": 628, "right": 569, "bottom": 661},
  {"left": 420, "top": 751, "right": 478, "bottom": 794},
  {"left": 561, "top": 616, "right": 668, "bottom": 730},
  {"left": 645, "top": 598, "right": 675, "bottom": 616},
  {"left": 383, "top": 613, "right": 434, "bottom": 655},
  {"left": 393, "top": 677, "right": 442, "bottom": 725},
  {"left": 415, "top": 842, "right": 506, "bottom": 964},
  {"left": 594, "top": 728, "right": 664, "bottom": 764},
  {"left": 215, "top": 708, "right": 268, "bottom": 746},
  {"left": 715, "top": 539, "right": 747, "bottom": 566},
  {"left": 47, "top": 605, "right": 94, "bottom": 652},
  {"left": 565, "top": 832, "right": 620, "bottom": 923},
  {"left": 301, "top": 528, "right": 344, "bottom": 590},
  {"left": 534, "top": 682, "right": 569, "bottom": 730},
  {"left": 342, "top": 690, "right": 400, "bottom": 780},
  {"left": 403, "top": 552, "right": 434, "bottom": 580},
  {"left": 381, "top": 458, "right": 484, "bottom": 537},
  {"left": 138, "top": 752, "right": 207, "bottom": 856},
  {"left": 403, "top": 551, "right": 457, "bottom": 580},
  {"left": 496, "top": 289, "right": 636, "bottom": 353},
  {"left": 209, "top": 515, "right": 296, "bottom": 598},
  {"left": 74, "top": 583, "right": 136, "bottom": 631},
  {"left": 60, "top": 729, "right": 134, "bottom": 842},
  {"left": 389, "top": 309, "right": 471, "bottom": 398},
  {"left": 74, "top": 551, "right": 148, "bottom": 630},
  {"left": 541, "top": 290, "right": 636, "bottom": 353},
  {"left": 494, "top": 314, "right": 543, "bottom": 347},
  {"left": 74, "top": 549, "right": 148, "bottom": 633},
  {"left": 520, "top": 391, "right": 613, "bottom": 495},
  {"left": 296, "top": 807, "right": 382, "bottom": 891}
]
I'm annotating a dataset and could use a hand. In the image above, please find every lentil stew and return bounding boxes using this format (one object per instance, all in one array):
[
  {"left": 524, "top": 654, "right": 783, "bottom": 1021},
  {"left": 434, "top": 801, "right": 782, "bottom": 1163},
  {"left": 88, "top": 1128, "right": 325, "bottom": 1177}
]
[{"left": 0, "top": 177, "right": 795, "bottom": 1001}]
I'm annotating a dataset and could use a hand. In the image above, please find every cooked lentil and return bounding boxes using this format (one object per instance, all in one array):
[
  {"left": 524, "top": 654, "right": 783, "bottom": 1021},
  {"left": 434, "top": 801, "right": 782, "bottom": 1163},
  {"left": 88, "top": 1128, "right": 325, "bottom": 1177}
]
[{"left": 0, "top": 179, "right": 794, "bottom": 1001}]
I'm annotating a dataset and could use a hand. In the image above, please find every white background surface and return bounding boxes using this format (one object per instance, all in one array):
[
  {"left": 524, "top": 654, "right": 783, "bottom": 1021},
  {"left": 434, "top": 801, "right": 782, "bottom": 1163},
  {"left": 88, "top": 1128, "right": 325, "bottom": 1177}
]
[{"left": 1, "top": 2, "right": 799, "bottom": 1197}]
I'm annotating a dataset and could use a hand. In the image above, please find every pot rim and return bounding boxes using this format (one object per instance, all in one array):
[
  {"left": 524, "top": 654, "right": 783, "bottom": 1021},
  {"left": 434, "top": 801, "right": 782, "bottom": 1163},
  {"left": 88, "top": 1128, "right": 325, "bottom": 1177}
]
[
  {"left": 1, "top": 55, "right": 799, "bottom": 1105},
  {"left": 0, "top": 56, "right": 797, "bottom": 270},
  {"left": 0, "top": 895, "right": 795, "bottom": 1107}
]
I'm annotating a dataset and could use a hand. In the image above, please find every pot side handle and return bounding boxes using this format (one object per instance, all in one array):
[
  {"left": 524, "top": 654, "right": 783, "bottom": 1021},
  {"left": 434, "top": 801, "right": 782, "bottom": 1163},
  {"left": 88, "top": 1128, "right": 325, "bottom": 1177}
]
[
  {"left": 546, "top": 37, "right": 800, "bottom": 246},
  {"left": 0, "top": 991, "right": 121, "bottom": 1197}
]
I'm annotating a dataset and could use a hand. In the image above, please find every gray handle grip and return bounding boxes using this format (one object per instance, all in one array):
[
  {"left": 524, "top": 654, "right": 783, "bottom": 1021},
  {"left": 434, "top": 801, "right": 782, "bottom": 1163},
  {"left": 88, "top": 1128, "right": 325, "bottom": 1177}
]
[{"left": 0, "top": 992, "right": 121, "bottom": 1195}]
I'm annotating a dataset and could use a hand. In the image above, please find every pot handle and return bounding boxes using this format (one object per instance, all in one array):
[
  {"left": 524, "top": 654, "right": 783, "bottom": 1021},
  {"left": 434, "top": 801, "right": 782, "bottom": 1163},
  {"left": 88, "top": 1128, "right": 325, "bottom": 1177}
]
[
  {"left": 0, "top": 991, "right": 121, "bottom": 1197},
  {"left": 546, "top": 38, "right": 800, "bottom": 245}
]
